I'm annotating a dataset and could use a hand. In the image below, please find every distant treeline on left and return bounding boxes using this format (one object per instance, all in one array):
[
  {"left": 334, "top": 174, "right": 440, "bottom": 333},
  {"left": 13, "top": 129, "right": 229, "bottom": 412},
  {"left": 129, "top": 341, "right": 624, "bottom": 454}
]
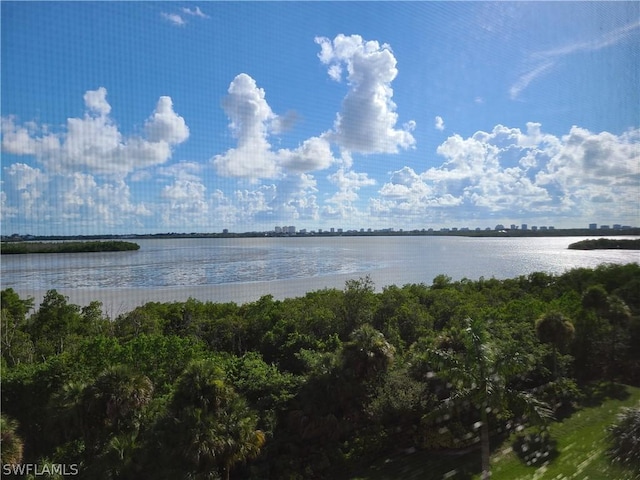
[{"left": 0, "top": 240, "right": 140, "bottom": 254}]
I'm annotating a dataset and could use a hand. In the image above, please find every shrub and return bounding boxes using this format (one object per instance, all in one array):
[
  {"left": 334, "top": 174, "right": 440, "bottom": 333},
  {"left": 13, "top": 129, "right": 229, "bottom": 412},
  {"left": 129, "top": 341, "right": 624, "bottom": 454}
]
[
  {"left": 512, "top": 428, "right": 558, "bottom": 466},
  {"left": 607, "top": 407, "right": 640, "bottom": 474}
]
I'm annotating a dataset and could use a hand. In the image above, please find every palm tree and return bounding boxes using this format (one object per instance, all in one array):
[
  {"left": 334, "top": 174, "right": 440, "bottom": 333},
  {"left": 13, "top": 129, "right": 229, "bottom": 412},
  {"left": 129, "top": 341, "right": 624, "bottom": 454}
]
[
  {"left": 535, "top": 311, "right": 575, "bottom": 379},
  {"left": 340, "top": 323, "right": 395, "bottom": 381},
  {"left": 0, "top": 414, "right": 24, "bottom": 465},
  {"left": 80, "top": 365, "right": 154, "bottom": 456},
  {"left": 428, "top": 318, "right": 552, "bottom": 480},
  {"left": 47, "top": 380, "right": 87, "bottom": 445},
  {"left": 161, "top": 360, "right": 265, "bottom": 480}
]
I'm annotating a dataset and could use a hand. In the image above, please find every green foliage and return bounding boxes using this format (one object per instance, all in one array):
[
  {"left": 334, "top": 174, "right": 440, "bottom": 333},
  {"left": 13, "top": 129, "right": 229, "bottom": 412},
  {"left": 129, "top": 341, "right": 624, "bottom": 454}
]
[
  {"left": 340, "top": 324, "right": 395, "bottom": 383},
  {"left": 426, "top": 317, "right": 552, "bottom": 479},
  {"left": 535, "top": 378, "right": 583, "bottom": 418},
  {"left": 2, "top": 287, "right": 35, "bottom": 320},
  {"left": 535, "top": 312, "right": 575, "bottom": 350},
  {"left": 2, "top": 264, "right": 639, "bottom": 479},
  {"left": 225, "top": 351, "right": 302, "bottom": 433},
  {"left": 568, "top": 238, "right": 640, "bottom": 250},
  {"left": 150, "top": 359, "right": 265, "bottom": 480},
  {"left": 79, "top": 365, "right": 154, "bottom": 456},
  {"left": 28, "top": 290, "right": 84, "bottom": 359},
  {"left": 512, "top": 427, "right": 558, "bottom": 467},
  {"left": 343, "top": 275, "right": 379, "bottom": 333},
  {"left": 2, "top": 307, "right": 35, "bottom": 366},
  {"left": 0, "top": 414, "right": 24, "bottom": 464},
  {"left": 0, "top": 240, "right": 140, "bottom": 254},
  {"left": 607, "top": 407, "right": 640, "bottom": 474},
  {"left": 535, "top": 311, "right": 575, "bottom": 379}
]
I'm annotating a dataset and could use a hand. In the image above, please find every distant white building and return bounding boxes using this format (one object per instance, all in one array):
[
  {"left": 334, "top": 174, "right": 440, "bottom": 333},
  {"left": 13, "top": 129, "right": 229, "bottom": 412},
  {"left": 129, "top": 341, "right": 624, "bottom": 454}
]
[{"left": 276, "top": 226, "right": 296, "bottom": 234}]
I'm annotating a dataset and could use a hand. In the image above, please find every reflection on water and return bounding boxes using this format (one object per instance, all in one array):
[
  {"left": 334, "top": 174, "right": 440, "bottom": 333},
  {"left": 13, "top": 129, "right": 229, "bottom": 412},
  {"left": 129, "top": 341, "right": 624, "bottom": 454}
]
[
  {"left": 2, "top": 236, "right": 638, "bottom": 293},
  {"left": 2, "top": 239, "right": 384, "bottom": 290}
]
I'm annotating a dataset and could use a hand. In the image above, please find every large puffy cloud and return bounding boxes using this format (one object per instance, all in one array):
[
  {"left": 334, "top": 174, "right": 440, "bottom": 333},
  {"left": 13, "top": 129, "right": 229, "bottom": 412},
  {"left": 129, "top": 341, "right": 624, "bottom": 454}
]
[
  {"left": 268, "top": 173, "right": 320, "bottom": 220},
  {"left": 60, "top": 174, "right": 151, "bottom": 227},
  {"left": 371, "top": 166, "right": 462, "bottom": 218},
  {"left": 1, "top": 88, "right": 189, "bottom": 177},
  {"left": 160, "top": 179, "right": 209, "bottom": 226},
  {"left": 373, "top": 123, "right": 639, "bottom": 225},
  {"left": 536, "top": 127, "right": 639, "bottom": 188},
  {"left": 279, "top": 135, "right": 335, "bottom": 173},
  {"left": 145, "top": 97, "right": 190, "bottom": 144},
  {"left": 315, "top": 34, "right": 416, "bottom": 154},
  {"left": 212, "top": 74, "right": 279, "bottom": 178},
  {"left": 2, "top": 163, "right": 49, "bottom": 223},
  {"left": 535, "top": 126, "right": 640, "bottom": 220},
  {"left": 212, "top": 74, "right": 336, "bottom": 179},
  {"left": 213, "top": 35, "right": 415, "bottom": 180},
  {"left": 323, "top": 167, "right": 376, "bottom": 220},
  {"left": 1, "top": 116, "right": 61, "bottom": 157},
  {"left": 152, "top": 171, "right": 321, "bottom": 230},
  {"left": 2, "top": 162, "right": 151, "bottom": 232}
]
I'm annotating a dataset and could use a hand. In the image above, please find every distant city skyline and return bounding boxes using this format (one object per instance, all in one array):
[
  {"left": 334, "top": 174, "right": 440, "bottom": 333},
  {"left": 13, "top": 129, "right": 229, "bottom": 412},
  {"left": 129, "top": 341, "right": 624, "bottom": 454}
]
[{"left": 2, "top": 2, "right": 639, "bottom": 236}]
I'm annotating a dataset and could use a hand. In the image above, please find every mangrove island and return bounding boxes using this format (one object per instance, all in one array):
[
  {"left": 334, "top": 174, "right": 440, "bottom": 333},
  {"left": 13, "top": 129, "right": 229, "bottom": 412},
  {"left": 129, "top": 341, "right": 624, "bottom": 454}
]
[{"left": 0, "top": 240, "right": 140, "bottom": 255}]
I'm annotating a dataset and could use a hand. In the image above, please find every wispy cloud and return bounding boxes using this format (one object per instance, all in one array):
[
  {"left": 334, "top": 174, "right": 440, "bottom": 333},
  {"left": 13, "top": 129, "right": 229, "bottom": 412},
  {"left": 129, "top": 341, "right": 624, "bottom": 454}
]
[
  {"left": 535, "top": 20, "right": 640, "bottom": 58},
  {"left": 434, "top": 115, "right": 445, "bottom": 131},
  {"left": 511, "top": 20, "right": 640, "bottom": 99},
  {"left": 161, "top": 6, "right": 209, "bottom": 27},
  {"left": 509, "top": 61, "right": 555, "bottom": 101},
  {"left": 161, "top": 12, "right": 186, "bottom": 27},
  {"left": 182, "top": 6, "right": 209, "bottom": 19}
]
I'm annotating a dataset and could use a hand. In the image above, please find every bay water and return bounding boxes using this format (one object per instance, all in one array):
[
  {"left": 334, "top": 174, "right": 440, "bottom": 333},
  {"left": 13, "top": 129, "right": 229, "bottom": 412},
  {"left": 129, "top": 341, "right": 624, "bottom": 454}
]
[{"left": 2, "top": 236, "right": 638, "bottom": 315}]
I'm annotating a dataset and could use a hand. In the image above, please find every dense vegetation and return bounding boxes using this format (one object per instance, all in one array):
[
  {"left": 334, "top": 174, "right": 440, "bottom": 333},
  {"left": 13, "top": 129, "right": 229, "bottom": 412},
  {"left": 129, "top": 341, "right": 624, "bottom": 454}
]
[
  {"left": 0, "top": 241, "right": 140, "bottom": 255},
  {"left": 2, "top": 263, "right": 639, "bottom": 479},
  {"left": 568, "top": 238, "right": 640, "bottom": 250}
]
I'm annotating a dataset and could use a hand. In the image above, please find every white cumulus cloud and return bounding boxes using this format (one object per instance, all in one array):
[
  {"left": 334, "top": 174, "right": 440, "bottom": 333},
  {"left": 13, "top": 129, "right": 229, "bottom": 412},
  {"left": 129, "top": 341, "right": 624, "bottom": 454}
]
[
  {"left": 212, "top": 74, "right": 280, "bottom": 179},
  {"left": 1, "top": 87, "right": 189, "bottom": 177},
  {"left": 145, "top": 96, "right": 190, "bottom": 144},
  {"left": 372, "top": 123, "right": 639, "bottom": 225},
  {"left": 160, "top": 178, "right": 209, "bottom": 227},
  {"left": 213, "top": 74, "right": 337, "bottom": 179},
  {"left": 434, "top": 116, "right": 445, "bottom": 131},
  {"left": 315, "top": 34, "right": 416, "bottom": 154}
]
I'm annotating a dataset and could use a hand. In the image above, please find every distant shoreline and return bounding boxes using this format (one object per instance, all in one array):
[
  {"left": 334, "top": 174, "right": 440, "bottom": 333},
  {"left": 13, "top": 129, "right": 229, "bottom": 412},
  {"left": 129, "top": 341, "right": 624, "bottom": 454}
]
[
  {"left": 568, "top": 238, "right": 640, "bottom": 250},
  {"left": 0, "top": 240, "right": 140, "bottom": 255},
  {"left": 3, "top": 227, "right": 640, "bottom": 242}
]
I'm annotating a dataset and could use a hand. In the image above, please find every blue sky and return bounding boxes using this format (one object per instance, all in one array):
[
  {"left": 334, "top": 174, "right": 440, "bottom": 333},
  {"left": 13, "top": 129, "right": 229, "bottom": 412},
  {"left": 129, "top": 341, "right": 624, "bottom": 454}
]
[{"left": 2, "top": 2, "right": 639, "bottom": 235}]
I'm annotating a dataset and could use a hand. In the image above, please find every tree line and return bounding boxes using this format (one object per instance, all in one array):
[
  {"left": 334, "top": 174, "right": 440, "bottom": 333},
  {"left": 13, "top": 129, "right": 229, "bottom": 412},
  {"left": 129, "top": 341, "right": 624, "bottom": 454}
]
[
  {"left": 1, "top": 262, "right": 639, "bottom": 479},
  {"left": 0, "top": 241, "right": 140, "bottom": 255}
]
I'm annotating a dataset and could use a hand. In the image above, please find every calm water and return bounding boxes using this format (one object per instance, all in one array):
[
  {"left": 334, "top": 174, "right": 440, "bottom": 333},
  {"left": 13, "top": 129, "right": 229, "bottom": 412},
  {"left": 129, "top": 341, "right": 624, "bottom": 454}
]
[{"left": 2, "top": 236, "right": 638, "bottom": 313}]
